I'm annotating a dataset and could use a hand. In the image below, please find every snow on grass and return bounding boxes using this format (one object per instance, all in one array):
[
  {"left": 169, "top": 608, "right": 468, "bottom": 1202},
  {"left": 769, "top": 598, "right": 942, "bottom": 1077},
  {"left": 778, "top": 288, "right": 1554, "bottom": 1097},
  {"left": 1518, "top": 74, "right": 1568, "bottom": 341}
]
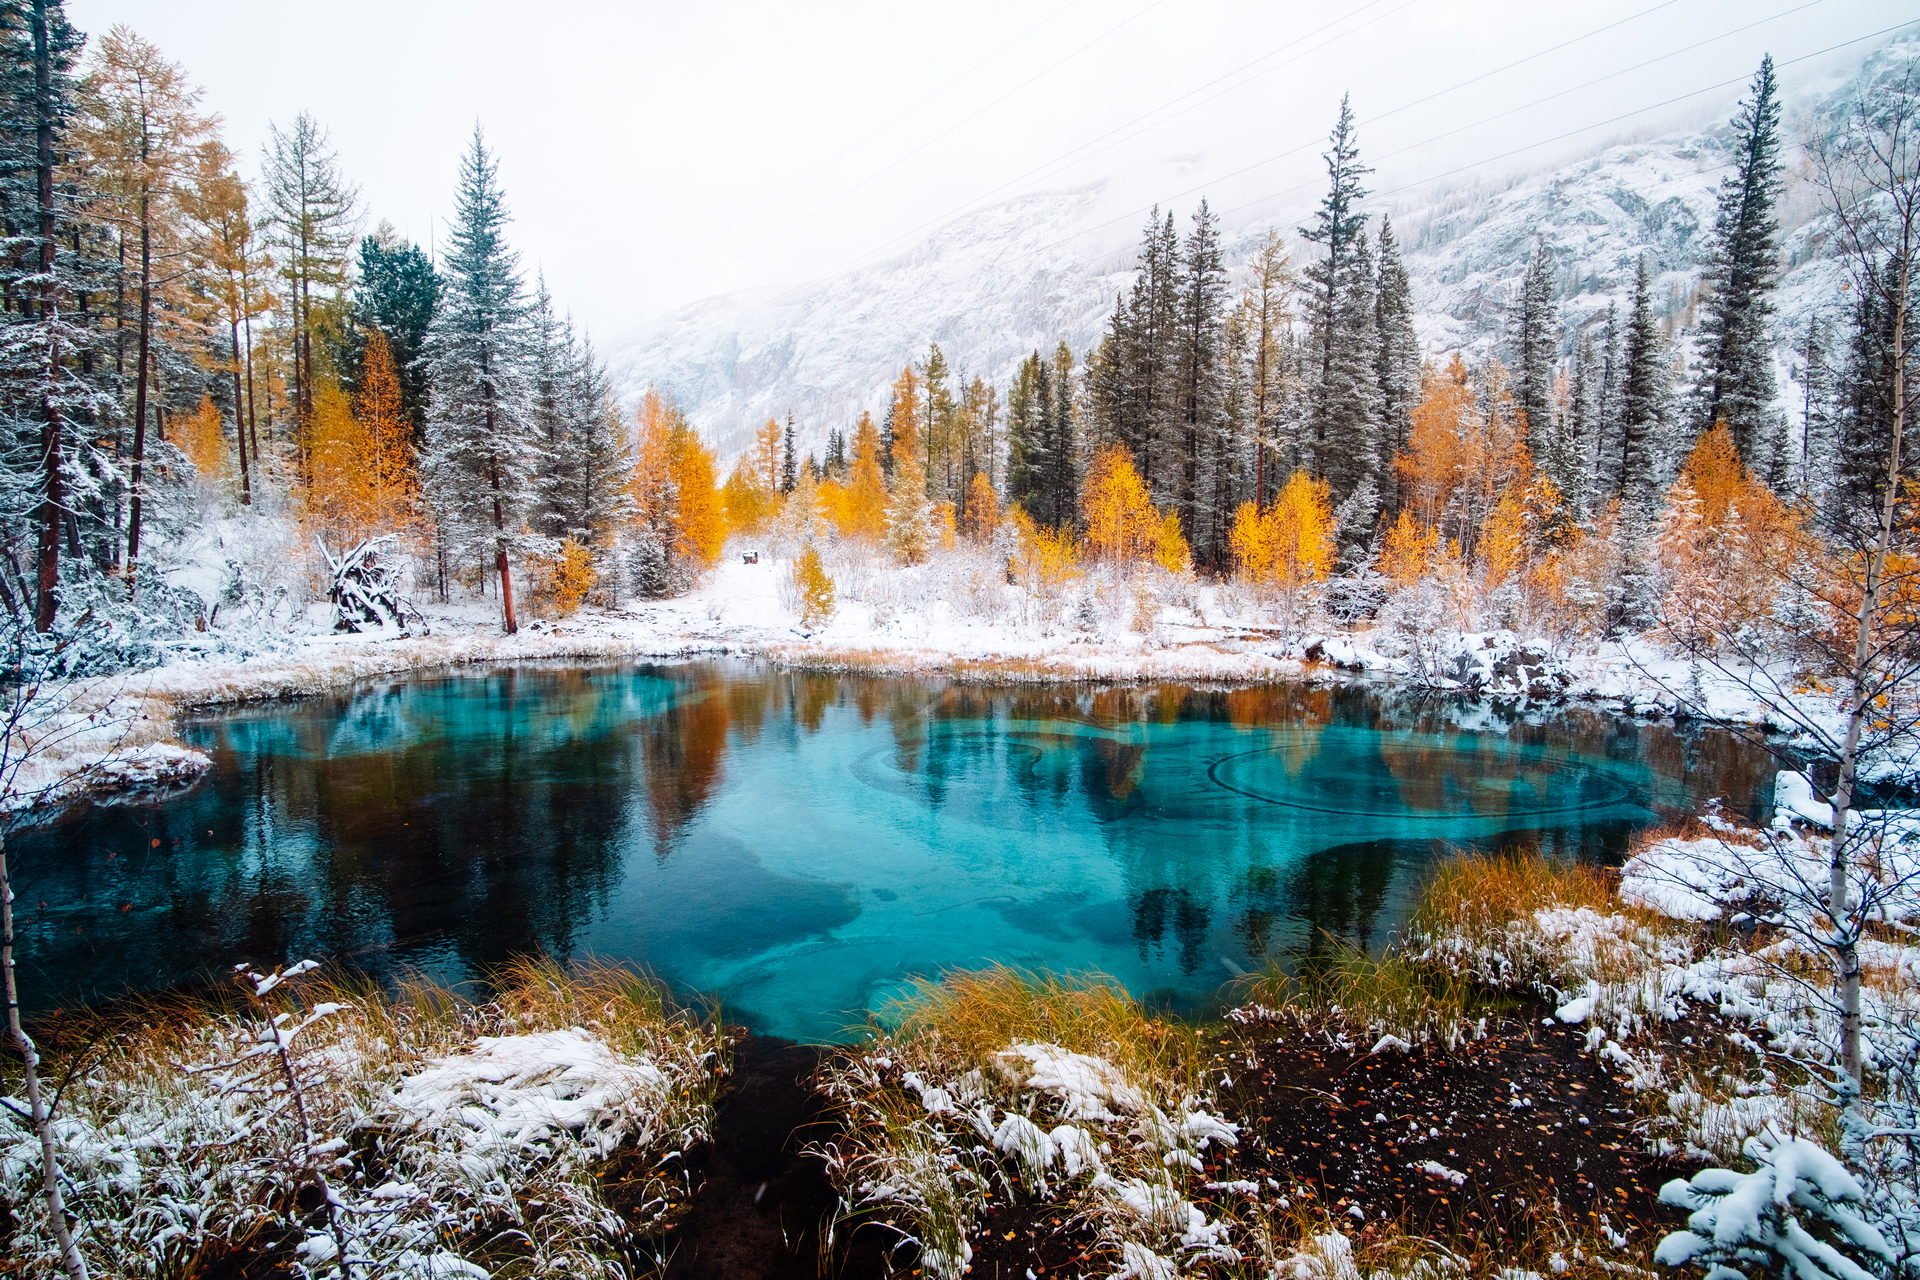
[{"left": 0, "top": 959, "right": 724, "bottom": 1279}]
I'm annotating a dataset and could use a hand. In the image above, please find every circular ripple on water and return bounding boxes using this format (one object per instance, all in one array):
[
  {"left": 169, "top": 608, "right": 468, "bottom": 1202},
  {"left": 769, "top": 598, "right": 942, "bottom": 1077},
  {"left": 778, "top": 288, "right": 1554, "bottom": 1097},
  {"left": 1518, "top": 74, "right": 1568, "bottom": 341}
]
[{"left": 1207, "top": 734, "right": 1637, "bottom": 820}]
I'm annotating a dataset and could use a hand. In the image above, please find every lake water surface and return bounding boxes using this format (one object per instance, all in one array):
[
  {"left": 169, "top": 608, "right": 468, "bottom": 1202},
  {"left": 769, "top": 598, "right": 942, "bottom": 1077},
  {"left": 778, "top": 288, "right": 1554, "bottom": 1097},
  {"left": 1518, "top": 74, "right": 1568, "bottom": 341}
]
[{"left": 11, "top": 661, "right": 1777, "bottom": 1040}]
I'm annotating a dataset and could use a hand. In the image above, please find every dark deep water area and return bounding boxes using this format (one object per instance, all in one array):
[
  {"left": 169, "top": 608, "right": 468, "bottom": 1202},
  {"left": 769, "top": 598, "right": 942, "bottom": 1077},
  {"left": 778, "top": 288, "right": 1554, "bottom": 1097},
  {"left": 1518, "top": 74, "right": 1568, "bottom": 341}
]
[{"left": 9, "top": 660, "right": 1778, "bottom": 1039}]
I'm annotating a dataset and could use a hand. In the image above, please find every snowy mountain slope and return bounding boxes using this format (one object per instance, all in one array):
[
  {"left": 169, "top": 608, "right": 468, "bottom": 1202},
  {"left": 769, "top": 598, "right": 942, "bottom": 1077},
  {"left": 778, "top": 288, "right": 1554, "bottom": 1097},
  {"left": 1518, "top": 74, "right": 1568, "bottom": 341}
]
[{"left": 609, "top": 35, "right": 1916, "bottom": 464}]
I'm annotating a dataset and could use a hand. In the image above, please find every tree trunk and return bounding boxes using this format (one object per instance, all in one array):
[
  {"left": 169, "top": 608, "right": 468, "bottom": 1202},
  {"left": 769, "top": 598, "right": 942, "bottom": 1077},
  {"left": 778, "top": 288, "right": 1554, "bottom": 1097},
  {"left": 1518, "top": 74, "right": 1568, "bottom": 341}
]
[
  {"left": 231, "top": 318, "right": 251, "bottom": 505},
  {"left": 1830, "top": 254, "right": 1910, "bottom": 1086},
  {"left": 491, "top": 462, "right": 517, "bottom": 635},
  {"left": 126, "top": 194, "right": 151, "bottom": 596},
  {"left": 29, "top": 0, "right": 60, "bottom": 634},
  {"left": 3, "top": 824, "right": 89, "bottom": 1278}
]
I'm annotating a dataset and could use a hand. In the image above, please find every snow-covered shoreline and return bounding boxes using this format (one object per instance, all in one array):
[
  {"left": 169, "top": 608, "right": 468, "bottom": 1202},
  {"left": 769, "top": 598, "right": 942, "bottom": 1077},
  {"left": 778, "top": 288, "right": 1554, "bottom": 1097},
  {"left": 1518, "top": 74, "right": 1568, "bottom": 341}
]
[{"left": 23, "top": 554, "right": 1823, "bottom": 809}]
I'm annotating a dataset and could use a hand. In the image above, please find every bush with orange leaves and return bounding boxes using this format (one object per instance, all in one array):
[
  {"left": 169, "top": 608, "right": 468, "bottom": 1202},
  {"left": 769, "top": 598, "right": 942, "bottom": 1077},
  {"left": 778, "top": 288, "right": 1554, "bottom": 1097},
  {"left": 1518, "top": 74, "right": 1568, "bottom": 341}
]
[{"left": 1655, "top": 423, "right": 1801, "bottom": 653}]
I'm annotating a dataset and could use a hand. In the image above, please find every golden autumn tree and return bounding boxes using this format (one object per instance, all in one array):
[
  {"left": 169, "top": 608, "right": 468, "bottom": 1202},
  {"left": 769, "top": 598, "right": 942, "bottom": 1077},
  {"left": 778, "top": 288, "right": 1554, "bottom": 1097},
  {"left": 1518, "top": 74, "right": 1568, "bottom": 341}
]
[
  {"left": 1232, "top": 470, "right": 1334, "bottom": 631},
  {"left": 1378, "top": 510, "right": 1439, "bottom": 588},
  {"left": 176, "top": 395, "right": 228, "bottom": 484},
  {"left": 299, "top": 332, "right": 416, "bottom": 546},
  {"left": 839, "top": 410, "right": 889, "bottom": 543},
  {"left": 356, "top": 330, "right": 417, "bottom": 533},
  {"left": 669, "top": 421, "right": 725, "bottom": 567},
  {"left": 1397, "top": 354, "right": 1532, "bottom": 555},
  {"left": 961, "top": 470, "right": 1000, "bottom": 544},
  {"left": 1656, "top": 422, "right": 1795, "bottom": 646},
  {"left": 884, "top": 366, "right": 933, "bottom": 564},
  {"left": 1080, "top": 443, "right": 1157, "bottom": 566}
]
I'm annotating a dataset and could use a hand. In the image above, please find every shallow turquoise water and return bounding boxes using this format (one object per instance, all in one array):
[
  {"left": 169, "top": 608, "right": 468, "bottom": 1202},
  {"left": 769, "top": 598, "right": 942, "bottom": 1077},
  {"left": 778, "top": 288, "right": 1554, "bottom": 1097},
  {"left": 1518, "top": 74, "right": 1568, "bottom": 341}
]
[{"left": 9, "top": 661, "right": 1774, "bottom": 1040}]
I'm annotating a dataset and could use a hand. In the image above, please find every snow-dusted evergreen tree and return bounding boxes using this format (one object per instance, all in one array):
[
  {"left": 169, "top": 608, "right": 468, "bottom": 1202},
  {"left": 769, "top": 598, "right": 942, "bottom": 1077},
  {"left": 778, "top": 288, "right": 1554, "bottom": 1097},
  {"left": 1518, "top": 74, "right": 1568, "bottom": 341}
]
[
  {"left": 1301, "top": 96, "right": 1381, "bottom": 528},
  {"left": 1374, "top": 216, "right": 1420, "bottom": 515},
  {"left": 1043, "top": 342, "right": 1079, "bottom": 529},
  {"left": 1173, "top": 200, "right": 1228, "bottom": 562},
  {"left": 1091, "top": 209, "right": 1180, "bottom": 496},
  {"left": 422, "top": 128, "right": 536, "bottom": 634},
  {"left": 1690, "top": 56, "right": 1786, "bottom": 471},
  {"left": 0, "top": 0, "right": 109, "bottom": 634},
  {"left": 1510, "top": 239, "right": 1558, "bottom": 452},
  {"left": 1558, "top": 330, "right": 1601, "bottom": 517},
  {"left": 1797, "top": 313, "right": 1837, "bottom": 499},
  {"left": 1617, "top": 255, "right": 1671, "bottom": 519},
  {"left": 545, "top": 337, "right": 632, "bottom": 570}
]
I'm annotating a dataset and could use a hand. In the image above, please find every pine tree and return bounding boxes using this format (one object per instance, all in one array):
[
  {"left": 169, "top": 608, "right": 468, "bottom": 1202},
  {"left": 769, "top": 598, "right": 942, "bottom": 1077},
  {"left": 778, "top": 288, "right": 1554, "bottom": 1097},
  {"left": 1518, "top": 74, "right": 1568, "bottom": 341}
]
[
  {"left": 422, "top": 128, "right": 535, "bottom": 634},
  {"left": 1006, "top": 350, "right": 1043, "bottom": 515},
  {"left": 1618, "top": 255, "right": 1671, "bottom": 519},
  {"left": 261, "top": 111, "right": 358, "bottom": 462},
  {"left": 1174, "top": 200, "right": 1228, "bottom": 561},
  {"left": 0, "top": 0, "right": 99, "bottom": 636},
  {"left": 1093, "top": 210, "right": 1179, "bottom": 497},
  {"left": 1797, "top": 313, "right": 1835, "bottom": 499},
  {"left": 780, "top": 413, "right": 797, "bottom": 494},
  {"left": 823, "top": 426, "right": 846, "bottom": 480},
  {"left": 920, "top": 343, "right": 956, "bottom": 503},
  {"left": 1043, "top": 342, "right": 1079, "bottom": 530},
  {"left": 1374, "top": 216, "right": 1420, "bottom": 515},
  {"left": 1559, "top": 331, "right": 1600, "bottom": 517},
  {"left": 1300, "top": 95, "right": 1380, "bottom": 523},
  {"left": 1690, "top": 56, "right": 1785, "bottom": 470},
  {"left": 1596, "top": 301, "right": 1625, "bottom": 497},
  {"left": 1241, "top": 231, "right": 1296, "bottom": 507},
  {"left": 1511, "top": 239, "right": 1558, "bottom": 451}
]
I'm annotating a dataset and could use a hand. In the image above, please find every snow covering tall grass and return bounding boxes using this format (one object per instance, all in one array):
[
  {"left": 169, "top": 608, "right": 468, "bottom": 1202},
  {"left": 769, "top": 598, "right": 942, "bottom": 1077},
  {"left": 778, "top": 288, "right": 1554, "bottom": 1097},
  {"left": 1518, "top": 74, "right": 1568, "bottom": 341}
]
[{"left": 0, "top": 959, "right": 724, "bottom": 1278}]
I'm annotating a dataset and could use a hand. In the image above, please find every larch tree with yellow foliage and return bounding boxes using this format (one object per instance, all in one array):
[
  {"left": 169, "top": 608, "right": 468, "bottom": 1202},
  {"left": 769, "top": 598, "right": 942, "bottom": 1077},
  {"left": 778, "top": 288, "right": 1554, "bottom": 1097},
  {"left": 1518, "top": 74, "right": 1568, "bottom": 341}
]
[
  {"left": 1231, "top": 470, "right": 1334, "bottom": 632},
  {"left": 1079, "top": 443, "right": 1157, "bottom": 567},
  {"left": 961, "top": 471, "right": 1000, "bottom": 544},
  {"left": 303, "top": 331, "right": 417, "bottom": 547},
  {"left": 839, "top": 411, "right": 888, "bottom": 543},
  {"left": 884, "top": 366, "right": 933, "bottom": 564}
]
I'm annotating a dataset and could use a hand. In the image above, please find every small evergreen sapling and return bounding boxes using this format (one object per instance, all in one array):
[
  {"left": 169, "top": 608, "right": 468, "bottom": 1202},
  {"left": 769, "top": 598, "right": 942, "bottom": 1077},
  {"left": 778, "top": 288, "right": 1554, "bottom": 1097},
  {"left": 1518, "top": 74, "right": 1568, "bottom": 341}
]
[{"left": 1656, "top": 1135, "right": 1894, "bottom": 1280}]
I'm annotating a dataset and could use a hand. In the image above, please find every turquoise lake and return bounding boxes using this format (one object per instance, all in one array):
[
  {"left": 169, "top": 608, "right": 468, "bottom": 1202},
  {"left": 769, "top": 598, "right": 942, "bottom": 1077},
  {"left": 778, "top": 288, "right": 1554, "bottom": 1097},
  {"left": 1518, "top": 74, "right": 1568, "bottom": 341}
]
[{"left": 10, "top": 661, "right": 1776, "bottom": 1040}]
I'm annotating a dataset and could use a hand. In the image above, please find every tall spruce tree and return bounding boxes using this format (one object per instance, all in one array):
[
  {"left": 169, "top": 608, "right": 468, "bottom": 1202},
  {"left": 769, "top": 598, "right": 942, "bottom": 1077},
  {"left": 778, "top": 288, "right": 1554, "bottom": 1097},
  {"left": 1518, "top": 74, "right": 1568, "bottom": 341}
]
[
  {"left": 0, "top": 0, "right": 99, "bottom": 632},
  {"left": 422, "top": 128, "right": 535, "bottom": 634},
  {"left": 1301, "top": 95, "right": 1380, "bottom": 523},
  {"left": 1043, "top": 342, "right": 1079, "bottom": 530},
  {"left": 1512, "top": 239, "right": 1558, "bottom": 449},
  {"left": 1798, "top": 314, "right": 1836, "bottom": 499},
  {"left": 1374, "top": 217, "right": 1420, "bottom": 514},
  {"left": 780, "top": 413, "right": 796, "bottom": 494},
  {"left": 1560, "top": 331, "right": 1600, "bottom": 517},
  {"left": 1241, "top": 230, "right": 1296, "bottom": 507},
  {"left": 1174, "top": 200, "right": 1228, "bottom": 560},
  {"left": 1617, "top": 255, "right": 1670, "bottom": 518},
  {"left": 1691, "top": 55, "right": 1786, "bottom": 470},
  {"left": 261, "top": 111, "right": 358, "bottom": 451},
  {"left": 1094, "top": 209, "right": 1179, "bottom": 497}
]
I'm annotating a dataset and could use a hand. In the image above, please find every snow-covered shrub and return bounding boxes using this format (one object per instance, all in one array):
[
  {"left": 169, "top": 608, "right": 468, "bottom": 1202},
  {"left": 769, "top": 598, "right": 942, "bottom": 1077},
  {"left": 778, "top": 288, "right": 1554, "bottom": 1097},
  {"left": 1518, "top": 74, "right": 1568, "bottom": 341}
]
[
  {"left": 0, "top": 959, "right": 724, "bottom": 1278},
  {"left": 320, "top": 535, "right": 425, "bottom": 634},
  {"left": 811, "top": 968, "right": 1237, "bottom": 1279},
  {"left": 1656, "top": 1135, "right": 1894, "bottom": 1280}
]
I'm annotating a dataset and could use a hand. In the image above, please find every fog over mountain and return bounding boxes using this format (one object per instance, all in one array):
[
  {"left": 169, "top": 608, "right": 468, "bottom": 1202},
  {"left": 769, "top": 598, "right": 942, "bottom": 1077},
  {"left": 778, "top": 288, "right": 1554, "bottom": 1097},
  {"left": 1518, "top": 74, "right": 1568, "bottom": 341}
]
[{"left": 609, "top": 34, "right": 1915, "bottom": 463}]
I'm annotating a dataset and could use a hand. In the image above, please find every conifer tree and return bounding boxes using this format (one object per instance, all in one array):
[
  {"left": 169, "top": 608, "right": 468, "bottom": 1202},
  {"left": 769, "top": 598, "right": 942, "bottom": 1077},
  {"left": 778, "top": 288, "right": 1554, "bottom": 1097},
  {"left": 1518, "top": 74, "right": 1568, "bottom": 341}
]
[
  {"left": 1241, "top": 231, "right": 1296, "bottom": 506},
  {"left": 179, "top": 140, "right": 267, "bottom": 508},
  {"left": 1559, "top": 331, "right": 1600, "bottom": 517},
  {"left": 1690, "top": 55, "right": 1785, "bottom": 469},
  {"left": 1042, "top": 342, "right": 1079, "bottom": 530},
  {"left": 422, "top": 128, "right": 535, "bottom": 634},
  {"left": 1618, "top": 255, "right": 1671, "bottom": 518},
  {"left": 780, "top": 413, "right": 797, "bottom": 494},
  {"left": 1006, "top": 350, "right": 1044, "bottom": 515},
  {"left": 1374, "top": 217, "right": 1420, "bottom": 514},
  {"left": 1174, "top": 200, "right": 1228, "bottom": 561},
  {"left": 823, "top": 426, "right": 846, "bottom": 480},
  {"left": 261, "top": 111, "right": 358, "bottom": 456},
  {"left": 1511, "top": 239, "right": 1558, "bottom": 449},
  {"left": 1797, "top": 314, "right": 1835, "bottom": 498},
  {"left": 1301, "top": 96, "right": 1380, "bottom": 524},
  {"left": 1093, "top": 209, "right": 1179, "bottom": 495},
  {"left": 884, "top": 365, "right": 932, "bottom": 562},
  {"left": 3, "top": 0, "right": 103, "bottom": 635}
]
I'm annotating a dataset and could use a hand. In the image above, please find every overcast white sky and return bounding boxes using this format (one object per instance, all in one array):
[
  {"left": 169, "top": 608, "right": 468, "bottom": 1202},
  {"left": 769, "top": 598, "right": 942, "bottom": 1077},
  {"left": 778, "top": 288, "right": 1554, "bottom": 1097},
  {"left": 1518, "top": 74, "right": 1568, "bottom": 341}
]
[{"left": 68, "top": 0, "right": 1919, "bottom": 342}]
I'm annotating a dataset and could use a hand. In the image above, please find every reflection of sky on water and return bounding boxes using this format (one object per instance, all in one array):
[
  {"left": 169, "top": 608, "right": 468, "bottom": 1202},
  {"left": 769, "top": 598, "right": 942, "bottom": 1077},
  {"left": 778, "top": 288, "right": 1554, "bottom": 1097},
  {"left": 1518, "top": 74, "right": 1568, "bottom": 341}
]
[{"left": 8, "top": 662, "right": 1777, "bottom": 1041}]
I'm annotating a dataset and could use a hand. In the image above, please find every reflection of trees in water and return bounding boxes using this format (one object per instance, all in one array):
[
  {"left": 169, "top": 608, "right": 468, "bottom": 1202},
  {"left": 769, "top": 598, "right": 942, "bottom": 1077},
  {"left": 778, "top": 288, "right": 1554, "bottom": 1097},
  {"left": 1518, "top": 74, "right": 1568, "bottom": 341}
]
[
  {"left": 1280, "top": 838, "right": 1408, "bottom": 956},
  {"left": 1130, "top": 885, "right": 1212, "bottom": 975},
  {"left": 640, "top": 675, "right": 732, "bottom": 857}
]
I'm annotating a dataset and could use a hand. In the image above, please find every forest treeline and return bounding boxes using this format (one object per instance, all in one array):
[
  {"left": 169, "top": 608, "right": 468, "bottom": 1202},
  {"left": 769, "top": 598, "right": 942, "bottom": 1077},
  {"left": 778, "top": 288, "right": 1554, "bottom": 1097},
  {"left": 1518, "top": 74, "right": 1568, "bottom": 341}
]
[{"left": 0, "top": 6, "right": 1911, "bottom": 661}]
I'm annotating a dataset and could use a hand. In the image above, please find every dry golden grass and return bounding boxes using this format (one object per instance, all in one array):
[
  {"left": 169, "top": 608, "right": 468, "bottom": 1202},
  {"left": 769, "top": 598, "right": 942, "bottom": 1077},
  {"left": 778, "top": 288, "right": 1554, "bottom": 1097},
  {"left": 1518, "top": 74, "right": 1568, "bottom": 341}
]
[{"left": 880, "top": 965, "right": 1199, "bottom": 1089}]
